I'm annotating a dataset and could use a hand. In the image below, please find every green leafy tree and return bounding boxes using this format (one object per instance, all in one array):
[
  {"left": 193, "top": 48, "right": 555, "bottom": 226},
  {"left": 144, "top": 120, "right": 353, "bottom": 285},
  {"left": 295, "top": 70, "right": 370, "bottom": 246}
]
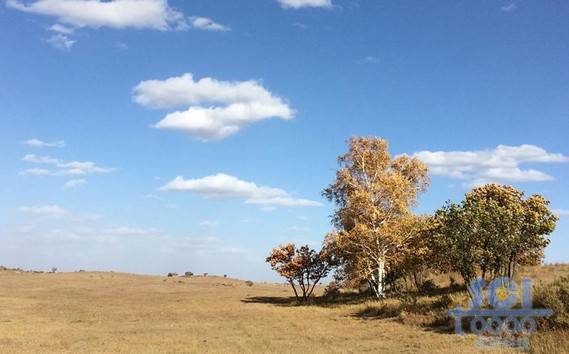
[{"left": 431, "top": 184, "right": 557, "bottom": 284}]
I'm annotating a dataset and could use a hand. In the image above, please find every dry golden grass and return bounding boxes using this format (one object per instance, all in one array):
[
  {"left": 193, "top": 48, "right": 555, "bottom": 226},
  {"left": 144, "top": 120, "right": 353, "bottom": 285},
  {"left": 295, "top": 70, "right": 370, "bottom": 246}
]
[
  {"left": 1, "top": 264, "right": 567, "bottom": 353},
  {"left": 0, "top": 270, "right": 508, "bottom": 354}
]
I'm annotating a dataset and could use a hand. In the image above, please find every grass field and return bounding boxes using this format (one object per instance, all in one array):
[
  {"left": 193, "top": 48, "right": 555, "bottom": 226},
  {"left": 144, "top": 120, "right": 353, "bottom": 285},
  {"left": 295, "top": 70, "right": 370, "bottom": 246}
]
[{"left": 0, "top": 266, "right": 567, "bottom": 353}]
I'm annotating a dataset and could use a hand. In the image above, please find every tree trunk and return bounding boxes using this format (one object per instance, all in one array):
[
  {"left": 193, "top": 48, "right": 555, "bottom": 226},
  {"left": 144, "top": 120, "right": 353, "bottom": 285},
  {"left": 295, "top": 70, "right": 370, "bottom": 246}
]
[{"left": 368, "top": 259, "right": 386, "bottom": 299}]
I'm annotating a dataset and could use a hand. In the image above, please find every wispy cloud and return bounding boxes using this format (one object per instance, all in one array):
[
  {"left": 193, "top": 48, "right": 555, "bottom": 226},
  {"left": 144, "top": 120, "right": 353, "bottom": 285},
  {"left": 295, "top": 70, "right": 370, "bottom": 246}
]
[
  {"left": 20, "top": 154, "right": 114, "bottom": 176},
  {"left": 200, "top": 220, "right": 219, "bottom": 229},
  {"left": 63, "top": 179, "right": 87, "bottom": 190},
  {"left": 48, "top": 23, "right": 74, "bottom": 34},
  {"left": 160, "top": 173, "right": 321, "bottom": 208},
  {"left": 24, "top": 138, "right": 65, "bottom": 148},
  {"left": 411, "top": 144, "right": 568, "bottom": 186},
  {"left": 553, "top": 209, "right": 569, "bottom": 217},
  {"left": 288, "top": 226, "right": 312, "bottom": 232},
  {"left": 501, "top": 3, "right": 517, "bottom": 12},
  {"left": 189, "top": 17, "right": 230, "bottom": 32},
  {"left": 133, "top": 73, "right": 293, "bottom": 140},
  {"left": 46, "top": 33, "right": 76, "bottom": 50},
  {"left": 356, "top": 56, "right": 380, "bottom": 65},
  {"left": 277, "top": 0, "right": 333, "bottom": 9},
  {"left": 19, "top": 205, "right": 69, "bottom": 217}
]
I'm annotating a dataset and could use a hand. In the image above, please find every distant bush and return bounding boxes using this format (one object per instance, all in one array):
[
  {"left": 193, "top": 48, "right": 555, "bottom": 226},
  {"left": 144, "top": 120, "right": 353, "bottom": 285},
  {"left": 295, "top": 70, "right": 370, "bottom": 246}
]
[
  {"left": 534, "top": 275, "right": 569, "bottom": 330},
  {"left": 203, "top": 273, "right": 208, "bottom": 277},
  {"left": 244, "top": 280, "right": 254, "bottom": 287},
  {"left": 167, "top": 272, "right": 178, "bottom": 277},
  {"left": 184, "top": 272, "right": 194, "bottom": 277},
  {"left": 50, "top": 267, "right": 57, "bottom": 273},
  {"left": 323, "top": 281, "right": 341, "bottom": 298}
]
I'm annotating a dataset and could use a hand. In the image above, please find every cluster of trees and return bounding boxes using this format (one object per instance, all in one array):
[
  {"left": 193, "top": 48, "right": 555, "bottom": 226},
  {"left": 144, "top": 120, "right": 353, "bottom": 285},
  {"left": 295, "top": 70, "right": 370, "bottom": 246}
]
[{"left": 267, "top": 137, "right": 558, "bottom": 301}]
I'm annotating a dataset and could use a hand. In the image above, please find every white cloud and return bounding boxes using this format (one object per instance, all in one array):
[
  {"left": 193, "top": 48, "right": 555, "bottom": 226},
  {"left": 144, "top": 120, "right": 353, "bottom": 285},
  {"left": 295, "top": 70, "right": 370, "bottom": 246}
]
[
  {"left": 22, "top": 154, "right": 59, "bottom": 164},
  {"left": 19, "top": 168, "right": 53, "bottom": 176},
  {"left": 21, "top": 154, "right": 114, "bottom": 176},
  {"left": 553, "top": 209, "right": 569, "bottom": 217},
  {"left": 48, "top": 23, "right": 74, "bottom": 34},
  {"left": 200, "top": 220, "right": 219, "bottom": 228},
  {"left": 7, "top": 0, "right": 187, "bottom": 31},
  {"left": 189, "top": 16, "right": 230, "bottom": 32},
  {"left": 63, "top": 178, "right": 87, "bottom": 189},
  {"left": 160, "top": 173, "right": 321, "bottom": 208},
  {"left": 46, "top": 33, "right": 75, "bottom": 50},
  {"left": 19, "top": 205, "right": 68, "bottom": 217},
  {"left": 105, "top": 227, "right": 160, "bottom": 236},
  {"left": 24, "top": 138, "right": 65, "bottom": 148},
  {"left": 356, "top": 56, "right": 380, "bottom": 65},
  {"left": 133, "top": 73, "right": 293, "bottom": 140},
  {"left": 501, "top": 3, "right": 517, "bottom": 12},
  {"left": 277, "top": 0, "right": 333, "bottom": 9},
  {"left": 411, "top": 144, "right": 568, "bottom": 186}
]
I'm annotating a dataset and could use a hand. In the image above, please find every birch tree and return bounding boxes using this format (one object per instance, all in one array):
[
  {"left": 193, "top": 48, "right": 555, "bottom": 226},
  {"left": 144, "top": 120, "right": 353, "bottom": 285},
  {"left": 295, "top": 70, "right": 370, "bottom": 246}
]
[{"left": 323, "top": 137, "right": 429, "bottom": 298}]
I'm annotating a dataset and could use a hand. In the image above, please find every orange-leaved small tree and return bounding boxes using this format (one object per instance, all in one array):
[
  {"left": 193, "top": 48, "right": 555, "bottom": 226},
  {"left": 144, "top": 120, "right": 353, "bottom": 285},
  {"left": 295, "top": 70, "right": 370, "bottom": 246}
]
[{"left": 266, "top": 243, "right": 335, "bottom": 302}]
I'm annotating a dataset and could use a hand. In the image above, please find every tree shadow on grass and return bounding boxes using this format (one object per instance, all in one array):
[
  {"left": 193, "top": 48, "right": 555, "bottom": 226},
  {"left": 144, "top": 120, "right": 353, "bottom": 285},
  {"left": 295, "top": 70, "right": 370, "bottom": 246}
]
[
  {"left": 350, "top": 289, "right": 462, "bottom": 334},
  {"left": 241, "top": 292, "right": 371, "bottom": 308}
]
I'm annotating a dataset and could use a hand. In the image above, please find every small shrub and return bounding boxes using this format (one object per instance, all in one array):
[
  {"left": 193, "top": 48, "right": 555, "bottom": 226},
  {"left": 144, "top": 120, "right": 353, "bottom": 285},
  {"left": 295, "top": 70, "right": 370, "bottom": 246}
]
[
  {"left": 223, "top": 274, "right": 228, "bottom": 278},
  {"left": 184, "top": 271, "right": 194, "bottom": 277},
  {"left": 323, "top": 281, "right": 341, "bottom": 298},
  {"left": 167, "top": 272, "right": 178, "bottom": 277},
  {"left": 399, "top": 293, "right": 420, "bottom": 312},
  {"left": 244, "top": 280, "right": 254, "bottom": 287}
]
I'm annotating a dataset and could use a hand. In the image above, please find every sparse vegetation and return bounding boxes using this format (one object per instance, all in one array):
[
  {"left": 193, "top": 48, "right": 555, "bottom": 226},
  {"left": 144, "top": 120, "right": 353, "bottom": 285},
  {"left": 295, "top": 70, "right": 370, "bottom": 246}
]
[{"left": 534, "top": 274, "right": 569, "bottom": 330}]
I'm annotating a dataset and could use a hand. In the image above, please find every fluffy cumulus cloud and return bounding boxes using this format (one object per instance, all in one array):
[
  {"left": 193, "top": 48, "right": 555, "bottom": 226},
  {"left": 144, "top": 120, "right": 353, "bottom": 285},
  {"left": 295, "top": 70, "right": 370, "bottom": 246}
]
[
  {"left": 24, "top": 138, "right": 65, "bottom": 148},
  {"left": 411, "top": 144, "right": 568, "bottom": 186},
  {"left": 7, "top": 0, "right": 229, "bottom": 49},
  {"left": 133, "top": 73, "right": 293, "bottom": 140},
  {"left": 160, "top": 173, "right": 321, "bottom": 207},
  {"left": 6, "top": 0, "right": 187, "bottom": 30},
  {"left": 20, "top": 154, "right": 114, "bottom": 176},
  {"left": 277, "top": 0, "right": 333, "bottom": 9}
]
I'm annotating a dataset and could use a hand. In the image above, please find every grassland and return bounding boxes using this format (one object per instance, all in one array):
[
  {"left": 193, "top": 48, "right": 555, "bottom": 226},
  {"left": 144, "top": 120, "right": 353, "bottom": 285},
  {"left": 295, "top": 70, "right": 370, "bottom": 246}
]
[{"left": 0, "top": 265, "right": 567, "bottom": 353}]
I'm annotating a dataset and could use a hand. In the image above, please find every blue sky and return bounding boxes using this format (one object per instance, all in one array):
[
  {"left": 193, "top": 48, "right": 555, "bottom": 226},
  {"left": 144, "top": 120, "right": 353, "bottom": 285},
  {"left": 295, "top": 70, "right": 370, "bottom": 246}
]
[{"left": 1, "top": 0, "right": 568, "bottom": 280}]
